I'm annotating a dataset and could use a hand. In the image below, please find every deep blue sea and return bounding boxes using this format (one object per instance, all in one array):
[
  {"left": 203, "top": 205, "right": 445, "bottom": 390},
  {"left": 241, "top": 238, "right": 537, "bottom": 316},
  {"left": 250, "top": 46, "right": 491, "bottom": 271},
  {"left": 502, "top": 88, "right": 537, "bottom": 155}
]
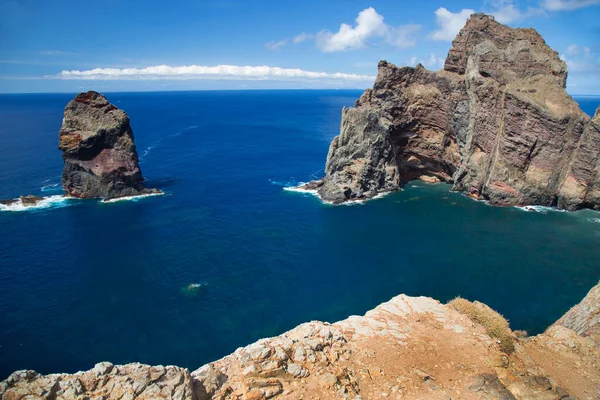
[{"left": 0, "top": 90, "right": 599, "bottom": 379}]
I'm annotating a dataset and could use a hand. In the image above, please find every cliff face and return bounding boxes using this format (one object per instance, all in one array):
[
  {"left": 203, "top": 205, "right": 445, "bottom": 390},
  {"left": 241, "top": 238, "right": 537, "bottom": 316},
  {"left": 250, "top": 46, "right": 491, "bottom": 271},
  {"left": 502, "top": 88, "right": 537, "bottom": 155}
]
[
  {"left": 553, "top": 280, "right": 600, "bottom": 345},
  {"left": 309, "top": 14, "right": 600, "bottom": 210},
  {"left": 3, "top": 285, "right": 600, "bottom": 399},
  {"left": 59, "top": 91, "right": 160, "bottom": 199}
]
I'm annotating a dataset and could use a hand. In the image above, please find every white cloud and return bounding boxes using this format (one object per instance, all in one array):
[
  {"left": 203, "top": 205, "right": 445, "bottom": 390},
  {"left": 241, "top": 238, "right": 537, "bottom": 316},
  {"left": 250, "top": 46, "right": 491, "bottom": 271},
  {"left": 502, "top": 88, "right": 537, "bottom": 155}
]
[
  {"left": 57, "top": 64, "right": 376, "bottom": 82},
  {"left": 265, "top": 39, "right": 288, "bottom": 51},
  {"left": 427, "top": 54, "right": 444, "bottom": 69},
  {"left": 560, "top": 47, "right": 599, "bottom": 75},
  {"left": 316, "top": 7, "right": 388, "bottom": 52},
  {"left": 566, "top": 44, "right": 591, "bottom": 56},
  {"left": 408, "top": 54, "right": 445, "bottom": 69},
  {"left": 314, "top": 7, "right": 420, "bottom": 52},
  {"left": 388, "top": 24, "right": 422, "bottom": 49},
  {"left": 491, "top": 4, "right": 522, "bottom": 23},
  {"left": 38, "top": 50, "right": 78, "bottom": 56},
  {"left": 566, "top": 44, "right": 580, "bottom": 54},
  {"left": 430, "top": 7, "right": 475, "bottom": 41},
  {"left": 265, "top": 33, "right": 314, "bottom": 50},
  {"left": 293, "top": 32, "right": 314, "bottom": 44},
  {"left": 266, "top": 8, "right": 420, "bottom": 53},
  {"left": 540, "top": 0, "right": 600, "bottom": 10}
]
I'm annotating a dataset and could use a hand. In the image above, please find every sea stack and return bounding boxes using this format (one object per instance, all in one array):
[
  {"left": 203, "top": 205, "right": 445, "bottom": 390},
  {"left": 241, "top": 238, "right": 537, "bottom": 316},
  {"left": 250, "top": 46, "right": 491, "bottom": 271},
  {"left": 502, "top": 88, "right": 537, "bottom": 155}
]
[
  {"left": 306, "top": 14, "right": 600, "bottom": 210},
  {"left": 58, "top": 91, "right": 161, "bottom": 199}
]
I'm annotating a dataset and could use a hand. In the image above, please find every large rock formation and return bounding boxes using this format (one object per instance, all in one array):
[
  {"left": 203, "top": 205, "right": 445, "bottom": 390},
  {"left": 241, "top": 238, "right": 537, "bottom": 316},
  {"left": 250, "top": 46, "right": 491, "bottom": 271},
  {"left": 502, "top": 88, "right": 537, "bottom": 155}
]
[
  {"left": 59, "top": 91, "right": 160, "bottom": 199},
  {"left": 306, "top": 14, "right": 600, "bottom": 210},
  {"left": 3, "top": 283, "right": 600, "bottom": 399}
]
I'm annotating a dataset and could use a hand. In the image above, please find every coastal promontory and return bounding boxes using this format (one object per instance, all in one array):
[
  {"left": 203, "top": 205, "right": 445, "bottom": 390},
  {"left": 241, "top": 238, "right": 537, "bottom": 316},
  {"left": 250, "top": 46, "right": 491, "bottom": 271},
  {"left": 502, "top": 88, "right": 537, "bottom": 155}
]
[
  {"left": 59, "top": 91, "right": 160, "bottom": 199},
  {"left": 2, "top": 282, "right": 600, "bottom": 399},
  {"left": 305, "top": 14, "right": 600, "bottom": 210}
]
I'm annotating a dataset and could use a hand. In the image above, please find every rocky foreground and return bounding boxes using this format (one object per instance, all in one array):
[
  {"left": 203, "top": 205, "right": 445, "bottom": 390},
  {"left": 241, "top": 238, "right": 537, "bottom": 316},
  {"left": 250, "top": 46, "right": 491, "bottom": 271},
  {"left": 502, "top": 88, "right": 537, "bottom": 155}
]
[
  {"left": 59, "top": 91, "right": 160, "bottom": 199},
  {"left": 304, "top": 14, "right": 600, "bottom": 210},
  {"left": 2, "top": 281, "right": 599, "bottom": 399}
]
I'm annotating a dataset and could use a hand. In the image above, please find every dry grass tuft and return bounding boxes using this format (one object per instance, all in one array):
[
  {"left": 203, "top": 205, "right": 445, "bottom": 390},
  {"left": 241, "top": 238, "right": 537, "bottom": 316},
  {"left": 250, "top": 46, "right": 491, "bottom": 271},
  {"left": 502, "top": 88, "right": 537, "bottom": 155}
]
[{"left": 449, "top": 297, "right": 515, "bottom": 354}]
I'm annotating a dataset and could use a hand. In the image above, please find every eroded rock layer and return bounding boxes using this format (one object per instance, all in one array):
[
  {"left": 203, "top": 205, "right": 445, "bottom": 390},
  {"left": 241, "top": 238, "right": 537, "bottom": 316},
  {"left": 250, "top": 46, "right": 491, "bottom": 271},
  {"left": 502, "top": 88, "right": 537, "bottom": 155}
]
[
  {"left": 307, "top": 14, "right": 600, "bottom": 209},
  {"left": 3, "top": 283, "right": 600, "bottom": 399},
  {"left": 59, "top": 91, "right": 160, "bottom": 199}
]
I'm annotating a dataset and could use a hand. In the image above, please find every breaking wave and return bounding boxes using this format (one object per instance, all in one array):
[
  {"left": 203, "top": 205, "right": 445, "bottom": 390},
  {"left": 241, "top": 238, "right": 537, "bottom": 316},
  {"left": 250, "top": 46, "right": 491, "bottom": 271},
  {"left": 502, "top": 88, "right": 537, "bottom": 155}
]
[
  {"left": 99, "top": 192, "right": 164, "bottom": 204},
  {"left": 516, "top": 205, "right": 566, "bottom": 214},
  {"left": 283, "top": 182, "right": 391, "bottom": 206},
  {"left": 0, "top": 195, "right": 73, "bottom": 212}
]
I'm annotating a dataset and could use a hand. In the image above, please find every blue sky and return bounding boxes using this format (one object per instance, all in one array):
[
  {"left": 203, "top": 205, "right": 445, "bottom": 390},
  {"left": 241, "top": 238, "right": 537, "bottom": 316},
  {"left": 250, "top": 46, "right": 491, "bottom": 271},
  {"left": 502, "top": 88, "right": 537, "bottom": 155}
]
[{"left": 0, "top": 0, "right": 599, "bottom": 94}]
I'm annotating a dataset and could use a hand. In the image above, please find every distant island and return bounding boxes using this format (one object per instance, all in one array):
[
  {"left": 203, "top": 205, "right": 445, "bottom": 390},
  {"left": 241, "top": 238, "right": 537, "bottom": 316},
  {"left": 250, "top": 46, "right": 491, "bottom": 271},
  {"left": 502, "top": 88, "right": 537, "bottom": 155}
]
[{"left": 302, "top": 14, "right": 600, "bottom": 210}]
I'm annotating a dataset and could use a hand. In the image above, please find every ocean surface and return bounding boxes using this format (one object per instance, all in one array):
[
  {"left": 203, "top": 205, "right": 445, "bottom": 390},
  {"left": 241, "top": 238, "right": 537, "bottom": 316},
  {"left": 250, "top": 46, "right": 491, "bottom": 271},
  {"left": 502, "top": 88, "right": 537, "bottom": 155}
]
[{"left": 0, "top": 90, "right": 599, "bottom": 379}]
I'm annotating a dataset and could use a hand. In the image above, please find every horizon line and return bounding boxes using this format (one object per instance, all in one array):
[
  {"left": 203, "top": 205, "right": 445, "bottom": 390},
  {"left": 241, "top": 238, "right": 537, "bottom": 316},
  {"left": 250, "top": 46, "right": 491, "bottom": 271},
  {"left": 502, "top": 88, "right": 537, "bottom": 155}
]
[{"left": 1, "top": 88, "right": 599, "bottom": 97}]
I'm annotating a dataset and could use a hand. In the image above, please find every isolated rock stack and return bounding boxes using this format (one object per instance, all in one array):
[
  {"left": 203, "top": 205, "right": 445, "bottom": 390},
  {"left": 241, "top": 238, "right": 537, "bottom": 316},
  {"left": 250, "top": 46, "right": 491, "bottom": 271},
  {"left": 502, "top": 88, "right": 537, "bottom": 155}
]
[
  {"left": 58, "top": 91, "right": 160, "bottom": 199},
  {"left": 306, "top": 14, "right": 600, "bottom": 210}
]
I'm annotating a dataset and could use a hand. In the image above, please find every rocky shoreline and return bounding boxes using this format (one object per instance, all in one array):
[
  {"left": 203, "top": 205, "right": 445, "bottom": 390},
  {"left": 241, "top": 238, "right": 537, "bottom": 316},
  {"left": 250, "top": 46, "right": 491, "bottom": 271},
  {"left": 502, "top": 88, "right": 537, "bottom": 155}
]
[
  {"left": 303, "top": 14, "right": 600, "bottom": 210},
  {"left": 2, "top": 281, "right": 599, "bottom": 399}
]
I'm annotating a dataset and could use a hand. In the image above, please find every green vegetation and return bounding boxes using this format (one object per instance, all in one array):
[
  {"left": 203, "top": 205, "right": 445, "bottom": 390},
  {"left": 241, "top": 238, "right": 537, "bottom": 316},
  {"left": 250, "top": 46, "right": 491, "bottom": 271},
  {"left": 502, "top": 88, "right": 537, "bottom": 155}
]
[{"left": 449, "top": 297, "right": 515, "bottom": 354}]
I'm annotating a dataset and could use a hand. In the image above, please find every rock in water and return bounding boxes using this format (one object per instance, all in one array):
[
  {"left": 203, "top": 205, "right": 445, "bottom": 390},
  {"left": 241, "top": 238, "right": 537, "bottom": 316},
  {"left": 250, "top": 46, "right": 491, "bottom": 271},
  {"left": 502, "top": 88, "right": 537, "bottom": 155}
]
[
  {"left": 59, "top": 91, "right": 161, "bottom": 199},
  {"left": 0, "top": 195, "right": 44, "bottom": 207},
  {"left": 307, "top": 14, "right": 600, "bottom": 210}
]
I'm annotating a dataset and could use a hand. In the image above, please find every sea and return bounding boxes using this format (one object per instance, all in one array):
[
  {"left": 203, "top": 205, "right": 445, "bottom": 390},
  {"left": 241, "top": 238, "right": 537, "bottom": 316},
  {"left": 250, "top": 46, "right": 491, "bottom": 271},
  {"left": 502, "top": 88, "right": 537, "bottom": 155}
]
[{"left": 0, "top": 90, "right": 599, "bottom": 379}]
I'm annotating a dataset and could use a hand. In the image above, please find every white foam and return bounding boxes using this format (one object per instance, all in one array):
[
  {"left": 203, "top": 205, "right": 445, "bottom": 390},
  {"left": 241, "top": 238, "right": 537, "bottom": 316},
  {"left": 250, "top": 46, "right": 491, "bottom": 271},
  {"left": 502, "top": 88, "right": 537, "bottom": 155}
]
[
  {"left": 283, "top": 184, "right": 318, "bottom": 195},
  {"left": 284, "top": 184, "right": 391, "bottom": 206},
  {"left": 141, "top": 145, "right": 155, "bottom": 158},
  {"left": 0, "top": 195, "right": 73, "bottom": 212},
  {"left": 516, "top": 205, "right": 566, "bottom": 214},
  {"left": 100, "top": 192, "right": 164, "bottom": 204},
  {"left": 40, "top": 183, "right": 61, "bottom": 193},
  {"left": 187, "top": 283, "right": 207, "bottom": 289},
  {"left": 588, "top": 218, "right": 600, "bottom": 223}
]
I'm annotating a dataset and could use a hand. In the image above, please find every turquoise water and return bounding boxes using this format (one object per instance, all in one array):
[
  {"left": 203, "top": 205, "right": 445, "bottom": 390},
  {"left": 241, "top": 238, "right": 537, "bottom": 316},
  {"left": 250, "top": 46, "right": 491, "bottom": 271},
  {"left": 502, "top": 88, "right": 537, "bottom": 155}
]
[{"left": 0, "top": 91, "right": 599, "bottom": 379}]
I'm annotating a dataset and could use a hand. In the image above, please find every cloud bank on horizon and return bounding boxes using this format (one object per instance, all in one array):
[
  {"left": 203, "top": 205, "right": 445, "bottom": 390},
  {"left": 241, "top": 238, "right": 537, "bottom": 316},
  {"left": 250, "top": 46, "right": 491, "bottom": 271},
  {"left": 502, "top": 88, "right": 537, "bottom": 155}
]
[
  {"left": 58, "top": 65, "right": 376, "bottom": 82},
  {"left": 0, "top": 0, "right": 599, "bottom": 93}
]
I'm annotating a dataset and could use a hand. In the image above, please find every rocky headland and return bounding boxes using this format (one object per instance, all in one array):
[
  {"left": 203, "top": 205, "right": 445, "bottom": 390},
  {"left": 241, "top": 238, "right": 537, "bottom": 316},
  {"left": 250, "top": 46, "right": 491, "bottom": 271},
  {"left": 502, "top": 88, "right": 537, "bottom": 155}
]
[
  {"left": 2, "top": 281, "right": 599, "bottom": 399},
  {"left": 59, "top": 91, "right": 160, "bottom": 200},
  {"left": 302, "top": 14, "right": 600, "bottom": 210}
]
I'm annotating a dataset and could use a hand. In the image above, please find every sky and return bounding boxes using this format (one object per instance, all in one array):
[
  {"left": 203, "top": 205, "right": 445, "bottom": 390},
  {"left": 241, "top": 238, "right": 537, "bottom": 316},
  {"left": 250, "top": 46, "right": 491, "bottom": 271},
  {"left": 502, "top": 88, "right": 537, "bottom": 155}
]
[{"left": 0, "top": 0, "right": 599, "bottom": 94}]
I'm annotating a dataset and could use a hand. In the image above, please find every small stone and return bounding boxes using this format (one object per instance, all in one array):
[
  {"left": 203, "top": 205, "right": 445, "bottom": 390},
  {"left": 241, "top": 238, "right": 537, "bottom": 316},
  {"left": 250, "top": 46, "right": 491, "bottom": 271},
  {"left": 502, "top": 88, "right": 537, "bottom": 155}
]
[
  {"left": 246, "top": 344, "right": 272, "bottom": 360},
  {"left": 286, "top": 363, "right": 309, "bottom": 378}
]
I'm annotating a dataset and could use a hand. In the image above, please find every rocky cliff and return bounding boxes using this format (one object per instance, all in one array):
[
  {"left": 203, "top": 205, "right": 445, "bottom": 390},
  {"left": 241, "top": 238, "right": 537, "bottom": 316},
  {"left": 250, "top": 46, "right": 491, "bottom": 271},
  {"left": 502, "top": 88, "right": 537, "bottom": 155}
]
[
  {"left": 305, "top": 14, "right": 600, "bottom": 210},
  {"left": 3, "top": 282, "right": 600, "bottom": 399},
  {"left": 59, "top": 91, "right": 160, "bottom": 199},
  {"left": 553, "top": 280, "right": 600, "bottom": 345}
]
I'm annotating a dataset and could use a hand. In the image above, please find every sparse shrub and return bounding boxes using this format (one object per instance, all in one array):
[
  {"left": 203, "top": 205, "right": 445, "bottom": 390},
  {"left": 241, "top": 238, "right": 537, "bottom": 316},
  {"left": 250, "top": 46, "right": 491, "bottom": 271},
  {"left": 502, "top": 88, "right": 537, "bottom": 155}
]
[{"left": 449, "top": 297, "right": 515, "bottom": 354}]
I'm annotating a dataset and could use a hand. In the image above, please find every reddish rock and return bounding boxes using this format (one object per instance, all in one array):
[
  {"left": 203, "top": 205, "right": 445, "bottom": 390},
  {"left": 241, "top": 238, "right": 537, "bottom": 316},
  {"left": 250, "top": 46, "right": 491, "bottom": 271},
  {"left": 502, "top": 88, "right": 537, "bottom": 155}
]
[
  {"left": 309, "top": 14, "right": 600, "bottom": 210},
  {"left": 59, "top": 91, "right": 161, "bottom": 199}
]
